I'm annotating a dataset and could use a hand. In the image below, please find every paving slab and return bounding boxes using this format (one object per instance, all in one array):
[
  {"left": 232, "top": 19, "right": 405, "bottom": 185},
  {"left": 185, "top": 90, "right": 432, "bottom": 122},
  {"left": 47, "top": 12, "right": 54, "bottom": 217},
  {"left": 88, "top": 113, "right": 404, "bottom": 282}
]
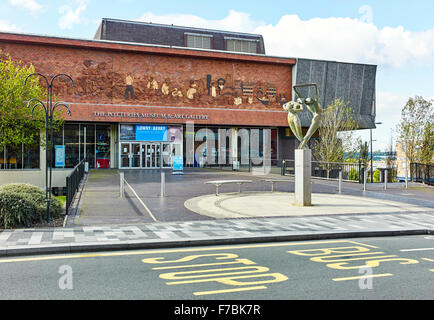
[
  {"left": 184, "top": 191, "right": 432, "bottom": 219},
  {"left": 0, "top": 212, "right": 433, "bottom": 257}
]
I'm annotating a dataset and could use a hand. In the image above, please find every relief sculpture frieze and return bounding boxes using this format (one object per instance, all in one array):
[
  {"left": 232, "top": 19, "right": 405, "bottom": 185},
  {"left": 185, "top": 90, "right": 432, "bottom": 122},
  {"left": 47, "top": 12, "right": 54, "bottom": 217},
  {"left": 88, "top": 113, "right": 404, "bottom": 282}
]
[{"left": 52, "top": 57, "right": 291, "bottom": 110}]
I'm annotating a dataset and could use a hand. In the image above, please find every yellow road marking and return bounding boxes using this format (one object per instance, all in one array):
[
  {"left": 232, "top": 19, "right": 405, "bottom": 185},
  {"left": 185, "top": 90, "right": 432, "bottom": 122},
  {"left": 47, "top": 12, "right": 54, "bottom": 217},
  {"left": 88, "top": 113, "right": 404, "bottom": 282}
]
[
  {"left": 421, "top": 258, "right": 434, "bottom": 272},
  {"left": 152, "top": 258, "right": 256, "bottom": 270},
  {"left": 193, "top": 286, "right": 267, "bottom": 296},
  {"left": 333, "top": 273, "right": 394, "bottom": 281},
  {"left": 165, "top": 272, "right": 288, "bottom": 286},
  {"left": 0, "top": 239, "right": 374, "bottom": 264},
  {"left": 159, "top": 266, "right": 270, "bottom": 280}
]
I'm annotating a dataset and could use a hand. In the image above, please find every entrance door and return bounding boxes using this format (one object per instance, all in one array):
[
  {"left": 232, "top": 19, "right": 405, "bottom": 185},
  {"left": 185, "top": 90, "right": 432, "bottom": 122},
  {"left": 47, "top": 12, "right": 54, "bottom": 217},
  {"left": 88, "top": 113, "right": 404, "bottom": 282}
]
[
  {"left": 140, "top": 143, "right": 162, "bottom": 169},
  {"left": 120, "top": 142, "right": 141, "bottom": 168},
  {"left": 121, "top": 142, "right": 165, "bottom": 169},
  {"left": 120, "top": 143, "right": 130, "bottom": 168},
  {"left": 131, "top": 143, "right": 141, "bottom": 168}
]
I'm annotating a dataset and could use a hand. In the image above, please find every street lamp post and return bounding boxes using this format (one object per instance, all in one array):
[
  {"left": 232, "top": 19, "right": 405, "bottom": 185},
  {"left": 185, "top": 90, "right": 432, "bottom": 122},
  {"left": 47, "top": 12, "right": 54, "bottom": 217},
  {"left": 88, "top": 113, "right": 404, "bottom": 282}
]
[
  {"left": 24, "top": 73, "right": 74, "bottom": 223},
  {"left": 370, "top": 122, "right": 382, "bottom": 183}
]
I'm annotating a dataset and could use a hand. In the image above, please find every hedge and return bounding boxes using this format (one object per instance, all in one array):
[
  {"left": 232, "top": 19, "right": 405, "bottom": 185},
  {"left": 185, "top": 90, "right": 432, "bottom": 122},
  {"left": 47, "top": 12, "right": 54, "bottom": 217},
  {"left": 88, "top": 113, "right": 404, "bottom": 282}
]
[
  {"left": 373, "top": 169, "right": 381, "bottom": 183},
  {"left": 0, "top": 183, "right": 62, "bottom": 228}
]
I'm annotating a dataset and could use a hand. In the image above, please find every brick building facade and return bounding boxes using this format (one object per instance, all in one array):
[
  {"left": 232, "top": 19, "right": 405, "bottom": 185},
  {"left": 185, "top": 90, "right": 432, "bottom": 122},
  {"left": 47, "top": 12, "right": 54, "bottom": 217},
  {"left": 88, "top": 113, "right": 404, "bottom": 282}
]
[{"left": 0, "top": 20, "right": 377, "bottom": 188}]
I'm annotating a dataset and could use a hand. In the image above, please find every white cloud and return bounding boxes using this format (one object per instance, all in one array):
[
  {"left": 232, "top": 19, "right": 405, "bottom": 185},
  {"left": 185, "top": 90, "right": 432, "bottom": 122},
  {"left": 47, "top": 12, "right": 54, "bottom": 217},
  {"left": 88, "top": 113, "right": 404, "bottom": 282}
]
[
  {"left": 255, "top": 15, "right": 434, "bottom": 68},
  {"left": 0, "top": 20, "right": 20, "bottom": 32},
  {"left": 136, "top": 10, "right": 434, "bottom": 68},
  {"left": 138, "top": 10, "right": 263, "bottom": 34},
  {"left": 354, "top": 91, "right": 409, "bottom": 150},
  {"left": 58, "top": 0, "right": 90, "bottom": 30},
  {"left": 8, "top": 0, "right": 43, "bottom": 13}
]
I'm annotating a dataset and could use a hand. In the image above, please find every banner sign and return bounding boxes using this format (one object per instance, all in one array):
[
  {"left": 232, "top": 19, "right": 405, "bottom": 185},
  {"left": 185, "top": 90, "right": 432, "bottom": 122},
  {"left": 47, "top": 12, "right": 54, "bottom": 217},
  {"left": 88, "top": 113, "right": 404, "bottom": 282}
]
[
  {"left": 55, "top": 145, "right": 65, "bottom": 167},
  {"left": 136, "top": 125, "right": 168, "bottom": 141},
  {"left": 120, "top": 124, "right": 168, "bottom": 141},
  {"left": 173, "top": 155, "right": 183, "bottom": 171}
]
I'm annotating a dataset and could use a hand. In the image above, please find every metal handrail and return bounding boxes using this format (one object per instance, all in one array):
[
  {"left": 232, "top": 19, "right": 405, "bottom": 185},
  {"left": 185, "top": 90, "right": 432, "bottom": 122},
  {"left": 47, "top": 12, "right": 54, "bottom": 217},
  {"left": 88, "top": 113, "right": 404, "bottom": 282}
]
[{"left": 65, "top": 159, "right": 85, "bottom": 214}]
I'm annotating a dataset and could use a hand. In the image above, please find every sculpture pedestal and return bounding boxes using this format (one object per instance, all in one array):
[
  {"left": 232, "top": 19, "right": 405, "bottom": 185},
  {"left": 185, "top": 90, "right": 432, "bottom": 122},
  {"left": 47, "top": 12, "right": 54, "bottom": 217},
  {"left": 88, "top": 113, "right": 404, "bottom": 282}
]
[{"left": 295, "top": 149, "right": 312, "bottom": 206}]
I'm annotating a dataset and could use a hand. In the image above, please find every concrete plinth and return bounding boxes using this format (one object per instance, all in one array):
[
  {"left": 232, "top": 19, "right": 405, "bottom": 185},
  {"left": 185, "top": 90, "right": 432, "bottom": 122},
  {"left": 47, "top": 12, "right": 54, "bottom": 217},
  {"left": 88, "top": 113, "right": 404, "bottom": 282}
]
[{"left": 295, "top": 149, "right": 312, "bottom": 206}]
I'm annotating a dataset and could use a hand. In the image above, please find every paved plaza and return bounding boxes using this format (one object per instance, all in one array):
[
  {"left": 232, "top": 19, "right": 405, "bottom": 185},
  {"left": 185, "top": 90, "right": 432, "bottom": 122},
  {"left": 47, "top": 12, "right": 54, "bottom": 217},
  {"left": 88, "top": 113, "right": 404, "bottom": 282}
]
[
  {"left": 185, "top": 192, "right": 432, "bottom": 219},
  {"left": 70, "top": 168, "right": 434, "bottom": 225},
  {"left": 1, "top": 168, "right": 433, "bottom": 257}
]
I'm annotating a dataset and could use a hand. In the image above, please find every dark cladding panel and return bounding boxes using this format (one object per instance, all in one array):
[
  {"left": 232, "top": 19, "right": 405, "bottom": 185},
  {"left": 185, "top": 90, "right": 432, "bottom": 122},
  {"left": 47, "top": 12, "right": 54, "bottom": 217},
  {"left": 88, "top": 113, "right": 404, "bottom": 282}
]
[
  {"left": 309, "top": 60, "right": 327, "bottom": 107},
  {"left": 324, "top": 62, "right": 337, "bottom": 108},
  {"left": 349, "top": 64, "right": 364, "bottom": 114},
  {"left": 294, "top": 58, "right": 377, "bottom": 129},
  {"left": 361, "top": 65, "right": 376, "bottom": 116},
  {"left": 294, "top": 59, "right": 311, "bottom": 100},
  {"left": 104, "top": 20, "right": 185, "bottom": 46},
  {"left": 96, "top": 19, "right": 265, "bottom": 53},
  {"left": 335, "top": 63, "right": 351, "bottom": 104}
]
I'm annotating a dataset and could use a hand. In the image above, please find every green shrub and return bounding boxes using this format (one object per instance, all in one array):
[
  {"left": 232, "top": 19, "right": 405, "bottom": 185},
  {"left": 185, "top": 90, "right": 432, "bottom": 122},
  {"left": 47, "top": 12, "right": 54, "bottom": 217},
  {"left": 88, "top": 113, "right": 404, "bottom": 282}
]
[
  {"left": 348, "top": 168, "right": 359, "bottom": 181},
  {"left": 373, "top": 169, "right": 381, "bottom": 183},
  {"left": 0, "top": 183, "right": 62, "bottom": 228},
  {"left": 0, "top": 191, "right": 39, "bottom": 228}
]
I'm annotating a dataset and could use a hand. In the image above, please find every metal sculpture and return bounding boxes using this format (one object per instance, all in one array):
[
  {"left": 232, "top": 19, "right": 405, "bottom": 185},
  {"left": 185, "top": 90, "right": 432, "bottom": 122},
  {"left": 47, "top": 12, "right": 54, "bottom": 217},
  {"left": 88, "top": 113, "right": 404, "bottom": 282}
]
[{"left": 283, "top": 83, "right": 323, "bottom": 149}]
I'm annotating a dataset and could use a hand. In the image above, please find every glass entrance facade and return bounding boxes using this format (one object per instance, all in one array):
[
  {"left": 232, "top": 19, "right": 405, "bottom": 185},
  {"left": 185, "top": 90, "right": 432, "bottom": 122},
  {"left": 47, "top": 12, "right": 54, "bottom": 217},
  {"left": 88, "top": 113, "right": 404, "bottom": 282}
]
[
  {"left": 119, "top": 124, "right": 183, "bottom": 169},
  {"left": 52, "top": 123, "right": 114, "bottom": 169}
]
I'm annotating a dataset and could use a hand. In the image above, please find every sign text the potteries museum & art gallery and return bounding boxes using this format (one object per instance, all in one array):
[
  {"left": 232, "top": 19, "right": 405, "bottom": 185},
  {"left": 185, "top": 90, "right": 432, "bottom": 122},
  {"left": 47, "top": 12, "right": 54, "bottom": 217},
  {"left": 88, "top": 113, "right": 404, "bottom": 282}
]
[{"left": 93, "top": 111, "right": 209, "bottom": 120}]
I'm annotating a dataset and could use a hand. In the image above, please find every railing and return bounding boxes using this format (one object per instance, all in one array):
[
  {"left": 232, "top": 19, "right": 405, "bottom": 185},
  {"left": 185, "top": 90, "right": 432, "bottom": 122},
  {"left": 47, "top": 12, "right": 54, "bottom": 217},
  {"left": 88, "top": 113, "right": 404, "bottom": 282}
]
[
  {"left": 66, "top": 159, "right": 85, "bottom": 214},
  {"left": 282, "top": 160, "right": 366, "bottom": 183},
  {"left": 185, "top": 157, "right": 279, "bottom": 172},
  {"left": 410, "top": 163, "right": 433, "bottom": 185}
]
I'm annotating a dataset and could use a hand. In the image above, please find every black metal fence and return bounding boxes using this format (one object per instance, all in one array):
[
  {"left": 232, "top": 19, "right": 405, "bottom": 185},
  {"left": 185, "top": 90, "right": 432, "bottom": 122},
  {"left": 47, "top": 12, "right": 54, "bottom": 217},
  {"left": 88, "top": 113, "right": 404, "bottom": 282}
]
[
  {"left": 282, "top": 160, "right": 365, "bottom": 182},
  {"left": 185, "top": 157, "right": 279, "bottom": 172},
  {"left": 66, "top": 159, "right": 85, "bottom": 214},
  {"left": 410, "top": 163, "right": 433, "bottom": 185}
]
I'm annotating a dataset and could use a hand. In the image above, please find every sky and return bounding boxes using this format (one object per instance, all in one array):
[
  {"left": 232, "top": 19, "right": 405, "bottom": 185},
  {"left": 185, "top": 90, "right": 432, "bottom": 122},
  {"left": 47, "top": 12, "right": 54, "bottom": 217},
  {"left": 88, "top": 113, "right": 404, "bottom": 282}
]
[{"left": 1, "top": 0, "right": 433, "bottom": 152}]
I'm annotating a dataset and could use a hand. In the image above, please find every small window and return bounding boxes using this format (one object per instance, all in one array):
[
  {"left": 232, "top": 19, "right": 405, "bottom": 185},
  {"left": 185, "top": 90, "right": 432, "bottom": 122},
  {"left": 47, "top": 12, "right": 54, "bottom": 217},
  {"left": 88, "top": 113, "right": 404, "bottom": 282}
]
[
  {"left": 186, "top": 34, "right": 212, "bottom": 49},
  {"left": 0, "top": 134, "right": 40, "bottom": 170},
  {"left": 226, "top": 39, "right": 257, "bottom": 54}
]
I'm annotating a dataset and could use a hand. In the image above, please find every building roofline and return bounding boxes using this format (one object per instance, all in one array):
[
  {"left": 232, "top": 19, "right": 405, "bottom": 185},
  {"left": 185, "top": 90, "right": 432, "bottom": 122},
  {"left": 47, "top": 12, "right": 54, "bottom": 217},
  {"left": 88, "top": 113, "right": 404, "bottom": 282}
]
[
  {"left": 295, "top": 57, "right": 377, "bottom": 68},
  {"left": 101, "top": 17, "right": 264, "bottom": 39},
  {"left": 0, "top": 31, "right": 295, "bottom": 65}
]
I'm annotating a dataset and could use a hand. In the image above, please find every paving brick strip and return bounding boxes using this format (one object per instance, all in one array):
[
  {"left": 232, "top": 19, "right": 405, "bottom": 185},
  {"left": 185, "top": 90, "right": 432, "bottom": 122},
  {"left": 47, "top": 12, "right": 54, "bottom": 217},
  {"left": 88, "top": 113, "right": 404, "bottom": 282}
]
[{"left": 1, "top": 212, "right": 433, "bottom": 257}]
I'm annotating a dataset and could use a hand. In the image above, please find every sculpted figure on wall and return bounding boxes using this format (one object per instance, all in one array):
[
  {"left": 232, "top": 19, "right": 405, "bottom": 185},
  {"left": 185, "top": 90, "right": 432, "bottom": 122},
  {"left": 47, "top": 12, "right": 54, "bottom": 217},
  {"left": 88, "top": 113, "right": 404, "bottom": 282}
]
[
  {"left": 186, "top": 81, "right": 198, "bottom": 100},
  {"left": 161, "top": 80, "right": 170, "bottom": 96},
  {"left": 125, "top": 74, "right": 134, "bottom": 99}
]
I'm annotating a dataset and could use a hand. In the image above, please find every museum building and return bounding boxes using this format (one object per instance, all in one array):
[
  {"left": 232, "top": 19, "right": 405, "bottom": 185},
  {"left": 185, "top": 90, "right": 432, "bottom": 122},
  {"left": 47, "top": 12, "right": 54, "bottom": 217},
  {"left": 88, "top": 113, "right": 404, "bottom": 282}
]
[{"left": 0, "top": 18, "right": 377, "bottom": 188}]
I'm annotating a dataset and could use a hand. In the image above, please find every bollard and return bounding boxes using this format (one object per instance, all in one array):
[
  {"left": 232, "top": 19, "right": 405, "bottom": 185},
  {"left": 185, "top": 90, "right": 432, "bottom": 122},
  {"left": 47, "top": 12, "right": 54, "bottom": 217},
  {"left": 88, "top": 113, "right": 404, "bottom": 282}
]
[
  {"left": 363, "top": 168, "right": 367, "bottom": 192},
  {"left": 160, "top": 171, "right": 166, "bottom": 197},
  {"left": 384, "top": 169, "right": 388, "bottom": 190},
  {"left": 120, "top": 172, "right": 124, "bottom": 198},
  {"left": 338, "top": 170, "right": 342, "bottom": 193}
]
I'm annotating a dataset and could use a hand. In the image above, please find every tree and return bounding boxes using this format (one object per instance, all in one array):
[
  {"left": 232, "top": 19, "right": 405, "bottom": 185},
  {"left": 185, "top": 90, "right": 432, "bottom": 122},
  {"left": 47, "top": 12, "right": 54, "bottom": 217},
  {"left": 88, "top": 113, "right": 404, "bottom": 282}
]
[
  {"left": 355, "top": 137, "right": 369, "bottom": 167},
  {"left": 419, "top": 121, "right": 433, "bottom": 165},
  {"left": 0, "top": 51, "right": 63, "bottom": 150},
  {"left": 312, "top": 98, "right": 359, "bottom": 163},
  {"left": 385, "top": 131, "right": 396, "bottom": 168},
  {"left": 396, "top": 96, "right": 433, "bottom": 164}
]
